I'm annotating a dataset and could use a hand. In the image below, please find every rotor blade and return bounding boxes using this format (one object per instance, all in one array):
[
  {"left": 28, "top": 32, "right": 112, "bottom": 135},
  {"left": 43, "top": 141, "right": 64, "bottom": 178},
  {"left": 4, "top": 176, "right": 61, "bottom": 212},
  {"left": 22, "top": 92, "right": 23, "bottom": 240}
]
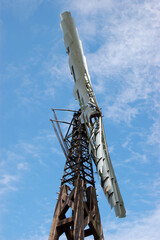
[{"left": 60, "top": 11, "right": 126, "bottom": 218}]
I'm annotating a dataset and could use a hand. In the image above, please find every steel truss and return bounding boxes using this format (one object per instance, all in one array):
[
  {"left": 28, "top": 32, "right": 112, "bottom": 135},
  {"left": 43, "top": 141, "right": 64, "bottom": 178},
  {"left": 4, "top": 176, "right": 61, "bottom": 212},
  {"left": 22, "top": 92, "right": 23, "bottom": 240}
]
[{"left": 49, "top": 109, "right": 104, "bottom": 240}]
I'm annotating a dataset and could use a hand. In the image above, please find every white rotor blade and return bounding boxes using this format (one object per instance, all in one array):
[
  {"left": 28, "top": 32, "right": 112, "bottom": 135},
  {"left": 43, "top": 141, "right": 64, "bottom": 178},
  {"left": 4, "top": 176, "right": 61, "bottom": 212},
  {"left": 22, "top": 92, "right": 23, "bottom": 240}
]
[{"left": 60, "top": 11, "right": 126, "bottom": 218}]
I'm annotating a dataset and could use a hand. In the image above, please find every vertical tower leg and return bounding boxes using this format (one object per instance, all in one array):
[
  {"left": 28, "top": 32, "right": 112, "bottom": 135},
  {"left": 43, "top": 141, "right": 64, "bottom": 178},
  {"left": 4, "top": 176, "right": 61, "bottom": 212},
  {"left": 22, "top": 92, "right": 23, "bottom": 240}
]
[
  {"left": 73, "top": 176, "right": 84, "bottom": 239},
  {"left": 49, "top": 185, "right": 70, "bottom": 240}
]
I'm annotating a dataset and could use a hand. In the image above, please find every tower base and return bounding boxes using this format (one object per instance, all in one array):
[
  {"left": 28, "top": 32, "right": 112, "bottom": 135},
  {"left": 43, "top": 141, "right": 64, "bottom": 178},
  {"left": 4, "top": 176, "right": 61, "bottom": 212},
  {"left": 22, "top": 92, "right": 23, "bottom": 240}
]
[{"left": 49, "top": 177, "right": 104, "bottom": 240}]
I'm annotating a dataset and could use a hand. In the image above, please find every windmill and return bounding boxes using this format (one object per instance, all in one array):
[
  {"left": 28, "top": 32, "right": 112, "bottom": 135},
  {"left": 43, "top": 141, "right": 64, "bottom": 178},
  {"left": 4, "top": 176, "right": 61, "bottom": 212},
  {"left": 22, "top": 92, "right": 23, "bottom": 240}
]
[{"left": 49, "top": 11, "right": 126, "bottom": 240}]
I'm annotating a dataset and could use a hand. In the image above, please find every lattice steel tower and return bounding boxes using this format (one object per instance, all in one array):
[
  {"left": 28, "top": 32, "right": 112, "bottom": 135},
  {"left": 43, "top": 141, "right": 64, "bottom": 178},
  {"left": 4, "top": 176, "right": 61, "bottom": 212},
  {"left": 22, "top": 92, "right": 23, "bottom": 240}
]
[{"left": 49, "top": 109, "right": 104, "bottom": 239}]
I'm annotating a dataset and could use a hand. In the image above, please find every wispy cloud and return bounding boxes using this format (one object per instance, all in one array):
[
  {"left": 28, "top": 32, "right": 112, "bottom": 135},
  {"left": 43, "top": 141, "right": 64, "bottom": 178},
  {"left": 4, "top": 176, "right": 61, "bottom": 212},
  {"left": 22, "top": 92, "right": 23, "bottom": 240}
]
[
  {"left": 62, "top": 0, "right": 160, "bottom": 127},
  {"left": 0, "top": 174, "right": 19, "bottom": 195},
  {"left": 45, "top": 54, "right": 72, "bottom": 87},
  {"left": 19, "top": 216, "right": 50, "bottom": 240},
  {"left": 0, "top": 128, "right": 56, "bottom": 196},
  {"left": 17, "top": 162, "right": 28, "bottom": 171},
  {"left": 102, "top": 205, "right": 160, "bottom": 240},
  {"left": 20, "top": 142, "right": 41, "bottom": 158},
  {"left": 147, "top": 118, "right": 160, "bottom": 148},
  {"left": 67, "top": 0, "right": 113, "bottom": 16},
  {"left": 152, "top": 177, "right": 160, "bottom": 198},
  {"left": 1, "top": 61, "right": 56, "bottom": 111},
  {"left": 0, "top": 150, "right": 25, "bottom": 195}
]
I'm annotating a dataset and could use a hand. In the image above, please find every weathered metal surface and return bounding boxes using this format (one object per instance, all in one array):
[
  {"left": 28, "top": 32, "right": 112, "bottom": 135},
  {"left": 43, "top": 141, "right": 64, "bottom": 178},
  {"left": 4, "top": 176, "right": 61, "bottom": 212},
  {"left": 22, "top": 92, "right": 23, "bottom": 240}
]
[{"left": 49, "top": 182, "right": 104, "bottom": 240}]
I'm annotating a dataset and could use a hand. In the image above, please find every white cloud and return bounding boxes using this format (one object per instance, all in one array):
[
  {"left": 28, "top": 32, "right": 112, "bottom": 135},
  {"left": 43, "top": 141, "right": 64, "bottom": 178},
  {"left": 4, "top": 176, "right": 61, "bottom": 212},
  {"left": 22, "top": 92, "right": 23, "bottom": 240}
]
[
  {"left": 148, "top": 118, "right": 160, "bottom": 148},
  {"left": 63, "top": 0, "right": 160, "bottom": 126},
  {"left": 17, "top": 162, "right": 28, "bottom": 171},
  {"left": 1, "top": 62, "right": 56, "bottom": 110},
  {"left": 0, "top": 174, "right": 19, "bottom": 195},
  {"left": 20, "top": 142, "right": 40, "bottom": 158},
  {"left": 0, "top": 174, "right": 18, "bottom": 185},
  {"left": 68, "top": 0, "right": 113, "bottom": 15},
  {"left": 50, "top": 147, "right": 64, "bottom": 156},
  {"left": 0, "top": 129, "right": 57, "bottom": 197},
  {"left": 5, "top": 150, "right": 25, "bottom": 162},
  {"left": 0, "top": 150, "right": 26, "bottom": 196},
  {"left": 46, "top": 54, "right": 72, "bottom": 86},
  {"left": 105, "top": 101, "right": 138, "bottom": 124},
  {"left": 19, "top": 217, "right": 50, "bottom": 240},
  {"left": 102, "top": 205, "right": 160, "bottom": 240},
  {"left": 152, "top": 177, "right": 160, "bottom": 198},
  {"left": 124, "top": 151, "right": 148, "bottom": 164}
]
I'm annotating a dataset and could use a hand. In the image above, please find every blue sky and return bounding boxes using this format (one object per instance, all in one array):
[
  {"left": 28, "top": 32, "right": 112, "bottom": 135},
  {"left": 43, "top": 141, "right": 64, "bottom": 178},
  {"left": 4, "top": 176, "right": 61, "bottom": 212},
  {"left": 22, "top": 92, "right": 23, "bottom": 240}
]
[{"left": 0, "top": 0, "right": 160, "bottom": 239}]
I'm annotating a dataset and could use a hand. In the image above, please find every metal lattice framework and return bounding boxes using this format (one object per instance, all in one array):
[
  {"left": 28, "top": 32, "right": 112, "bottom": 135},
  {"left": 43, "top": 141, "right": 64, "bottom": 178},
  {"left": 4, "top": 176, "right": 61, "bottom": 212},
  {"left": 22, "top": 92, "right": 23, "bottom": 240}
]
[
  {"left": 49, "top": 109, "right": 104, "bottom": 240},
  {"left": 61, "top": 110, "right": 95, "bottom": 188}
]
